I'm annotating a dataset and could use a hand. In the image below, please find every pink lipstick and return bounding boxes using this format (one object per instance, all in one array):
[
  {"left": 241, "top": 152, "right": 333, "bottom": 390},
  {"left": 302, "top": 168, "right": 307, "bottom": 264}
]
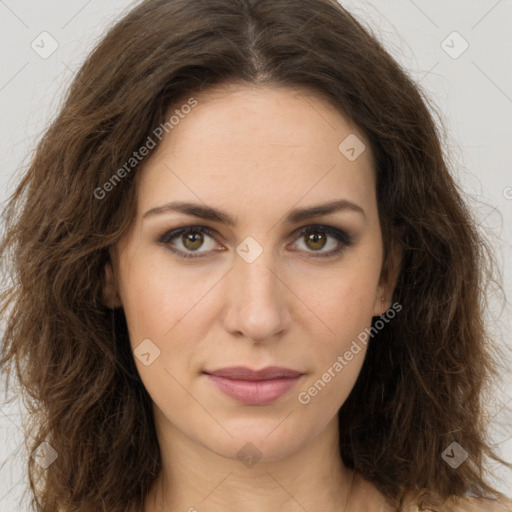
[{"left": 203, "top": 366, "right": 304, "bottom": 405}]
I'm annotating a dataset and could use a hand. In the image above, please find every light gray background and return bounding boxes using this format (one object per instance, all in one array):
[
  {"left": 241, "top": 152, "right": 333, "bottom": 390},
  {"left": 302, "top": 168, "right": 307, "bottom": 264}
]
[{"left": 1, "top": 0, "right": 511, "bottom": 509}]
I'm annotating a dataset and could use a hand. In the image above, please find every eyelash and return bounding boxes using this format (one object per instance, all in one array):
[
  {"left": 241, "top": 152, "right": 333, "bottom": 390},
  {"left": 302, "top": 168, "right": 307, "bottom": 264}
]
[{"left": 158, "top": 224, "right": 354, "bottom": 260}]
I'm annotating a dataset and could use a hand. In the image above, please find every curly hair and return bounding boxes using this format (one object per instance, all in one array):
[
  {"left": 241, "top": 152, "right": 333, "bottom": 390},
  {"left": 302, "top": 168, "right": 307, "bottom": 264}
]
[{"left": 1, "top": 0, "right": 511, "bottom": 511}]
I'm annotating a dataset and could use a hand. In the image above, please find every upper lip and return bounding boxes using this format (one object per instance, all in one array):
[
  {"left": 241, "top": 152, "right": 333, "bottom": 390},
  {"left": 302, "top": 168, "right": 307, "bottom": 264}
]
[{"left": 204, "top": 366, "right": 303, "bottom": 381}]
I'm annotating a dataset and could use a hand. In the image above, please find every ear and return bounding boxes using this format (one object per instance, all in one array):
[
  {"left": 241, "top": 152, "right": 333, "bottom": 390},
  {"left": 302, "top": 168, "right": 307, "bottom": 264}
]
[
  {"left": 101, "top": 260, "right": 122, "bottom": 309},
  {"left": 373, "top": 238, "right": 402, "bottom": 316}
]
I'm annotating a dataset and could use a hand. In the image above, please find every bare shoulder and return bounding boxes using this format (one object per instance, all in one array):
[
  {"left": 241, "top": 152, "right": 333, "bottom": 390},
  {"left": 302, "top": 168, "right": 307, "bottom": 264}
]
[
  {"left": 439, "top": 496, "right": 512, "bottom": 512},
  {"left": 389, "top": 492, "right": 512, "bottom": 512},
  {"left": 355, "top": 473, "right": 512, "bottom": 512}
]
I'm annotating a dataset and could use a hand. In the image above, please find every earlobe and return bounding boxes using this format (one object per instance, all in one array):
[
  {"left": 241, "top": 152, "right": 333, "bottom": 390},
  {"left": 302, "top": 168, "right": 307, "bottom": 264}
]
[
  {"left": 373, "top": 240, "right": 403, "bottom": 316},
  {"left": 102, "top": 261, "right": 122, "bottom": 309},
  {"left": 372, "top": 293, "right": 387, "bottom": 316}
]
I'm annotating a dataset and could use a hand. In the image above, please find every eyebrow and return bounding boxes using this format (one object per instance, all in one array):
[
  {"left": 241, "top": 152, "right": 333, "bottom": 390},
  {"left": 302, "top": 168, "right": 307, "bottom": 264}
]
[{"left": 143, "top": 198, "right": 366, "bottom": 226}]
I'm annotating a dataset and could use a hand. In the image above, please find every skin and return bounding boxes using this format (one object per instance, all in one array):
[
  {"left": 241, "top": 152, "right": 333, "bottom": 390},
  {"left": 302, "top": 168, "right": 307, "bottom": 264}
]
[{"left": 104, "top": 83, "right": 401, "bottom": 512}]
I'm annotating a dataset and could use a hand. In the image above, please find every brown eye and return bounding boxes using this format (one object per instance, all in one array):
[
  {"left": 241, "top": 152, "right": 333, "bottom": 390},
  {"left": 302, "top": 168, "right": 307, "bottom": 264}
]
[
  {"left": 292, "top": 225, "right": 353, "bottom": 259},
  {"left": 159, "top": 224, "right": 353, "bottom": 261},
  {"left": 182, "top": 231, "right": 204, "bottom": 251},
  {"left": 159, "top": 226, "right": 219, "bottom": 259},
  {"left": 304, "top": 231, "right": 327, "bottom": 251}
]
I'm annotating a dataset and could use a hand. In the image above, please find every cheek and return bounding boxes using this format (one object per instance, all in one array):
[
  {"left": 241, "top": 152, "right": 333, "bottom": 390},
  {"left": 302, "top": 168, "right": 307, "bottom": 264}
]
[
  {"left": 116, "top": 252, "right": 204, "bottom": 411},
  {"left": 295, "top": 275, "right": 376, "bottom": 414},
  {"left": 303, "top": 257, "right": 382, "bottom": 349},
  {"left": 305, "top": 280, "right": 372, "bottom": 386},
  {"left": 295, "top": 245, "right": 382, "bottom": 404},
  {"left": 118, "top": 249, "right": 203, "bottom": 345},
  {"left": 117, "top": 248, "right": 222, "bottom": 396}
]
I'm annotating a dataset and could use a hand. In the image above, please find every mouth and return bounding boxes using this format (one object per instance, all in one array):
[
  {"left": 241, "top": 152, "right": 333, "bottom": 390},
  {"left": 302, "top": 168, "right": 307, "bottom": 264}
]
[{"left": 203, "top": 366, "right": 305, "bottom": 405}]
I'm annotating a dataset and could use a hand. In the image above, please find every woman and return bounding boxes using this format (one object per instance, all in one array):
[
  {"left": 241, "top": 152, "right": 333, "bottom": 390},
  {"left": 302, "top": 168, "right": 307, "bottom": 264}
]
[{"left": 1, "top": 0, "right": 511, "bottom": 511}]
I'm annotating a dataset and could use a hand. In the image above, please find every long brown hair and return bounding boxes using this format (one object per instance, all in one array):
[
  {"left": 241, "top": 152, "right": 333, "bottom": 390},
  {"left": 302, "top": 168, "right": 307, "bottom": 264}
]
[{"left": 1, "top": 0, "right": 510, "bottom": 510}]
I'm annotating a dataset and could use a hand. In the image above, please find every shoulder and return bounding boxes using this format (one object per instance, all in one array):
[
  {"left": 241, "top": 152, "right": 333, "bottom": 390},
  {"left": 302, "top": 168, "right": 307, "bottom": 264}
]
[
  {"left": 403, "top": 496, "right": 512, "bottom": 512},
  {"left": 442, "top": 496, "right": 512, "bottom": 512},
  {"left": 391, "top": 491, "right": 512, "bottom": 512},
  {"left": 354, "top": 472, "right": 512, "bottom": 512}
]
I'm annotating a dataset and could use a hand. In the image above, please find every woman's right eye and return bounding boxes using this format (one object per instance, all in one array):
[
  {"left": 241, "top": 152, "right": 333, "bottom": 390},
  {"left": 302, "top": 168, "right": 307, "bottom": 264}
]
[{"left": 158, "top": 226, "right": 220, "bottom": 260}]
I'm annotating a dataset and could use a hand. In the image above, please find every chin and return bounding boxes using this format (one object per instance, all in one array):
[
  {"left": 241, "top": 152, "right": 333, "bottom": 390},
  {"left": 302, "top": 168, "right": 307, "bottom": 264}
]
[{"left": 200, "top": 422, "right": 313, "bottom": 465}]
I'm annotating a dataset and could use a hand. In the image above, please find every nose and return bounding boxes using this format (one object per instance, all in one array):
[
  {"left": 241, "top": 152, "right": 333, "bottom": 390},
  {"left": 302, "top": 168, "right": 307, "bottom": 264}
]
[{"left": 221, "top": 249, "right": 292, "bottom": 343}]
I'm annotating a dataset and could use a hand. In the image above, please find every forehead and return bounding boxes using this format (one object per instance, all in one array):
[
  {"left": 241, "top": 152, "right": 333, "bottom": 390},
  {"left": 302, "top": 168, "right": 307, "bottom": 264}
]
[{"left": 136, "top": 84, "right": 376, "bottom": 220}]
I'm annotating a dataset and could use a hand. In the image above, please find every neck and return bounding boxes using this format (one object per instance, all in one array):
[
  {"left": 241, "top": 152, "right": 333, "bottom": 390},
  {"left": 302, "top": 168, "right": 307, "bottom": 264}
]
[{"left": 145, "top": 410, "right": 356, "bottom": 512}]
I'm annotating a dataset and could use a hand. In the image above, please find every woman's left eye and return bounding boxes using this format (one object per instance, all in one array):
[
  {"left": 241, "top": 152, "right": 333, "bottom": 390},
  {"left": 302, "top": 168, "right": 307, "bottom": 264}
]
[{"left": 158, "top": 225, "right": 353, "bottom": 260}]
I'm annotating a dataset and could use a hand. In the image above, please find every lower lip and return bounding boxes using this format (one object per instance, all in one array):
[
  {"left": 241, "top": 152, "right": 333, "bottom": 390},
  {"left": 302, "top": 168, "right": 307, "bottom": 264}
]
[{"left": 205, "top": 374, "right": 303, "bottom": 405}]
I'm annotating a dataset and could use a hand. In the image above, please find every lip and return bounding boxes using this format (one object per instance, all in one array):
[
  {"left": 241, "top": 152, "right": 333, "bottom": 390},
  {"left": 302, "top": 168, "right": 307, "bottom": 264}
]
[{"left": 203, "top": 366, "right": 304, "bottom": 405}]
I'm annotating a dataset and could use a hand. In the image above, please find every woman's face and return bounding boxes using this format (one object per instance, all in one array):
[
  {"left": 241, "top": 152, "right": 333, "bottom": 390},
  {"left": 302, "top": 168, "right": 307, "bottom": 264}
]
[{"left": 106, "top": 84, "right": 397, "bottom": 462}]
